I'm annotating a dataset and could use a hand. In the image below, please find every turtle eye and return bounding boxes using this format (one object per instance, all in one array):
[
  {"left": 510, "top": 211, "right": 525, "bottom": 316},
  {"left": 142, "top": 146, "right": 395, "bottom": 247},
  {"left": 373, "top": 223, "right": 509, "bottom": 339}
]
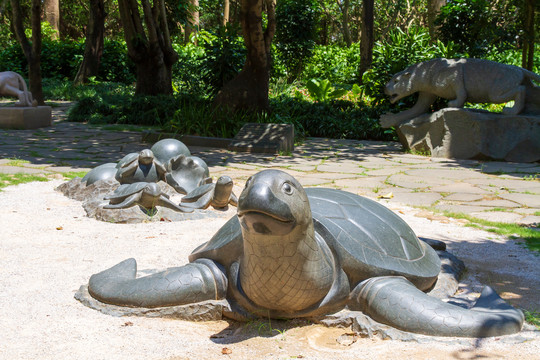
[{"left": 282, "top": 182, "right": 294, "bottom": 195}]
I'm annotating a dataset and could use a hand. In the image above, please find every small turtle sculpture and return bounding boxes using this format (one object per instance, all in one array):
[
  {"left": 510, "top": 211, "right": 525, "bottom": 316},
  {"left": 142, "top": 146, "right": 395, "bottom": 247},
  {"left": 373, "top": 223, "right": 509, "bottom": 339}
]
[
  {"left": 88, "top": 170, "right": 523, "bottom": 338},
  {"left": 81, "top": 163, "right": 118, "bottom": 186},
  {"left": 115, "top": 149, "right": 167, "bottom": 184},
  {"left": 150, "top": 138, "right": 191, "bottom": 164},
  {"left": 104, "top": 182, "right": 193, "bottom": 213},
  {"left": 181, "top": 176, "right": 238, "bottom": 210},
  {"left": 165, "top": 154, "right": 211, "bottom": 194}
]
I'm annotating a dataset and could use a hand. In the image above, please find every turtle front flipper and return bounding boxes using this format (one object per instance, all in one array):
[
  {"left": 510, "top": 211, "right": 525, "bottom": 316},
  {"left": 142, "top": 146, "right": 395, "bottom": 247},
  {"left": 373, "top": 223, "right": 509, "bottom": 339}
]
[
  {"left": 350, "top": 276, "right": 524, "bottom": 337},
  {"left": 229, "top": 192, "right": 238, "bottom": 207},
  {"left": 103, "top": 194, "right": 140, "bottom": 209},
  {"left": 88, "top": 258, "right": 227, "bottom": 308}
]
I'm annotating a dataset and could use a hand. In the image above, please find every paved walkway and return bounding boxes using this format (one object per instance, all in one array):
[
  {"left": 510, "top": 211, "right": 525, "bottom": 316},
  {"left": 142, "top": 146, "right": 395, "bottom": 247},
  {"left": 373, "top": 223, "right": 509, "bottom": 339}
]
[{"left": 1, "top": 102, "right": 539, "bottom": 225}]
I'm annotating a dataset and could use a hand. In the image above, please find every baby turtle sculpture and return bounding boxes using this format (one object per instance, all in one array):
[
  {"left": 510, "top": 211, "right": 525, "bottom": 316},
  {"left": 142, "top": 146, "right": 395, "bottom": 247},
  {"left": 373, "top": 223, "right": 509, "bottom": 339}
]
[
  {"left": 88, "top": 170, "right": 523, "bottom": 337},
  {"left": 165, "top": 154, "right": 212, "bottom": 194},
  {"left": 181, "top": 176, "right": 238, "bottom": 209},
  {"left": 104, "top": 182, "right": 193, "bottom": 213},
  {"left": 81, "top": 163, "right": 118, "bottom": 186},
  {"left": 150, "top": 138, "right": 191, "bottom": 164},
  {"left": 115, "top": 149, "right": 167, "bottom": 184}
]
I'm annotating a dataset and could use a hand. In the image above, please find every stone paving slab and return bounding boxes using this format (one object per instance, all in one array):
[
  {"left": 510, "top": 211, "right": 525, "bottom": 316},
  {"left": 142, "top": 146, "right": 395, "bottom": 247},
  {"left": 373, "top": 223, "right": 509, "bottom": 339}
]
[{"left": 0, "top": 105, "right": 538, "bottom": 226}]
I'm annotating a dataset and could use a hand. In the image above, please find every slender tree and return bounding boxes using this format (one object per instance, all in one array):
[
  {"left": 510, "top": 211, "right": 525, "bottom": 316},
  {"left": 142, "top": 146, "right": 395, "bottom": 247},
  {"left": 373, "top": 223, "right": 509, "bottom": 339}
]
[
  {"left": 43, "top": 0, "right": 60, "bottom": 39},
  {"left": 522, "top": 0, "right": 535, "bottom": 70},
  {"left": 359, "top": 0, "right": 374, "bottom": 79},
  {"left": 214, "top": 0, "right": 276, "bottom": 112},
  {"left": 427, "top": 0, "right": 446, "bottom": 40},
  {"left": 74, "top": 0, "right": 106, "bottom": 85},
  {"left": 118, "top": 0, "right": 178, "bottom": 95},
  {"left": 10, "top": 0, "right": 44, "bottom": 104},
  {"left": 223, "top": 0, "right": 230, "bottom": 26}
]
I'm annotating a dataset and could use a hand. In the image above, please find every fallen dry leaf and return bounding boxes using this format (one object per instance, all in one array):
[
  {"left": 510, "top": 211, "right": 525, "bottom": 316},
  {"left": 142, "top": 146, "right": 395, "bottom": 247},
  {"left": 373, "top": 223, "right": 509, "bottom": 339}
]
[
  {"left": 122, "top": 321, "right": 133, "bottom": 327},
  {"left": 377, "top": 192, "right": 394, "bottom": 199},
  {"left": 221, "top": 347, "right": 232, "bottom": 355},
  {"left": 56, "top": 226, "right": 63, "bottom": 230}
]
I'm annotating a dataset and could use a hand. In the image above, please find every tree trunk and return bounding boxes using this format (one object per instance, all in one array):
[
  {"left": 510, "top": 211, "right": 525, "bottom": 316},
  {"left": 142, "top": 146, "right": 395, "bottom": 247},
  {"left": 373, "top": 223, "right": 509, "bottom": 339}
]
[
  {"left": 339, "top": 0, "right": 352, "bottom": 46},
  {"left": 214, "top": 0, "right": 276, "bottom": 113},
  {"left": 359, "top": 0, "right": 374, "bottom": 81},
  {"left": 223, "top": 0, "right": 230, "bottom": 26},
  {"left": 522, "top": 0, "right": 535, "bottom": 70},
  {"left": 118, "top": 0, "right": 178, "bottom": 95},
  {"left": 10, "top": 0, "right": 44, "bottom": 105},
  {"left": 427, "top": 0, "right": 446, "bottom": 41},
  {"left": 74, "top": 0, "right": 106, "bottom": 85},
  {"left": 184, "top": 0, "right": 200, "bottom": 43},
  {"left": 43, "top": 0, "right": 60, "bottom": 39}
]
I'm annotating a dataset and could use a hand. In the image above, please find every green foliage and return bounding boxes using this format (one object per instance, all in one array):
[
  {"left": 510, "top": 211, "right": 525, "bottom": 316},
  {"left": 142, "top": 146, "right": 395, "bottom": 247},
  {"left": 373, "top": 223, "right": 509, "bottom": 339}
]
[
  {"left": 68, "top": 93, "right": 178, "bottom": 126},
  {"left": 435, "top": 0, "right": 520, "bottom": 58},
  {"left": 524, "top": 310, "right": 540, "bottom": 329},
  {"left": 0, "top": 38, "right": 134, "bottom": 83},
  {"left": 274, "top": 0, "right": 319, "bottom": 80},
  {"left": 305, "top": 79, "right": 347, "bottom": 102},
  {"left": 197, "top": 27, "right": 246, "bottom": 95},
  {"left": 172, "top": 41, "right": 206, "bottom": 94},
  {"left": 301, "top": 43, "right": 361, "bottom": 84},
  {"left": 362, "top": 27, "right": 461, "bottom": 107}
]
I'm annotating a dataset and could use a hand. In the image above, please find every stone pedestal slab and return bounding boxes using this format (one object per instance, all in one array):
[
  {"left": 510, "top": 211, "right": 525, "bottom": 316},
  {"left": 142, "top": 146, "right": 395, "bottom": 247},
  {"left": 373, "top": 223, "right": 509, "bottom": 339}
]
[
  {"left": 397, "top": 108, "right": 540, "bottom": 163},
  {"left": 0, "top": 106, "right": 52, "bottom": 129}
]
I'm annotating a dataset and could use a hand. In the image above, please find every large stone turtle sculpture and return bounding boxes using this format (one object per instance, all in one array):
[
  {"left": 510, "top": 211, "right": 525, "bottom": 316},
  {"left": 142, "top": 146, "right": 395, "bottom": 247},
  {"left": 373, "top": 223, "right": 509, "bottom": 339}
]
[
  {"left": 104, "top": 182, "right": 193, "bottom": 213},
  {"left": 181, "top": 175, "right": 238, "bottom": 210},
  {"left": 87, "top": 170, "right": 523, "bottom": 337}
]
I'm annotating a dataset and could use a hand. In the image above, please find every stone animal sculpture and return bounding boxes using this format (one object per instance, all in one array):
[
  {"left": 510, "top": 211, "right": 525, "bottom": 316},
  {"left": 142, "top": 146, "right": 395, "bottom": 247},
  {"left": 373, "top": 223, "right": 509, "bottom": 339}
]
[
  {"left": 104, "top": 182, "right": 193, "bottom": 212},
  {"left": 87, "top": 169, "right": 523, "bottom": 338},
  {"left": 165, "top": 154, "right": 211, "bottom": 194},
  {"left": 115, "top": 149, "right": 167, "bottom": 184},
  {"left": 0, "top": 71, "right": 37, "bottom": 107},
  {"left": 81, "top": 163, "right": 118, "bottom": 186},
  {"left": 380, "top": 58, "right": 540, "bottom": 128},
  {"left": 181, "top": 175, "right": 238, "bottom": 209}
]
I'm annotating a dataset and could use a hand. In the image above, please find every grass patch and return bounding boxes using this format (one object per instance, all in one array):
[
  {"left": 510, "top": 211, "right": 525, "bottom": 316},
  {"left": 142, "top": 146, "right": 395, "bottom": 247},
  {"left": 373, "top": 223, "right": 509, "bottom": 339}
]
[
  {"left": 420, "top": 207, "right": 540, "bottom": 254},
  {"left": 524, "top": 310, "right": 540, "bottom": 329},
  {"left": 62, "top": 171, "right": 89, "bottom": 180},
  {"left": 0, "top": 173, "right": 49, "bottom": 190},
  {"left": 451, "top": 214, "right": 539, "bottom": 253},
  {"left": 5, "top": 159, "right": 30, "bottom": 167}
]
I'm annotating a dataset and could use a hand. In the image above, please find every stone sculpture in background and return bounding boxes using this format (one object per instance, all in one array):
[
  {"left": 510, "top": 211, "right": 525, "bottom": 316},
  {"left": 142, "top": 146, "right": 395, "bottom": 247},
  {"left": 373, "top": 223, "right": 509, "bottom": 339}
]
[
  {"left": 181, "top": 175, "right": 238, "bottom": 210},
  {"left": 57, "top": 138, "right": 238, "bottom": 222},
  {"left": 0, "top": 71, "right": 37, "bottom": 107},
  {"left": 380, "top": 58, "right": 540, "bottom": 162},
  {"left": 82, "top": 169, "right": 524, "bottom": 338}
]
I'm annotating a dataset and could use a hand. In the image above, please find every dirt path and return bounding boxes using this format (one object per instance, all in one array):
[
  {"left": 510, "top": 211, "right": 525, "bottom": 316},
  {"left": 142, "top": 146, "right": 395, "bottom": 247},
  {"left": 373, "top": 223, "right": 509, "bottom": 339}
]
[{"left": 0, "top": 180, "right": 538, "bottom": 360}]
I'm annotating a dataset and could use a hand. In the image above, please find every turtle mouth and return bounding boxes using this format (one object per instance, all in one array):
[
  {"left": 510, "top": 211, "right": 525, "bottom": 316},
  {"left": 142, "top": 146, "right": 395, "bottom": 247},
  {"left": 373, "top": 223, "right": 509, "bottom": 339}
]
[
  {"left": 389, "top": 93, "right": 400, "bottom": 104},
  {"left": 238, "top": 210, "right": 296, "bottom": 235}
]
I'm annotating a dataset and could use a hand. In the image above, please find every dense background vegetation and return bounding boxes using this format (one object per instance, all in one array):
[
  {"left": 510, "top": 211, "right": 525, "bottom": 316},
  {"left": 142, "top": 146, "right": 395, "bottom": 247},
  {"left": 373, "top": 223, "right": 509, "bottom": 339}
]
[{"left": 0, "top": 0, "right": 538, "bottom": 140}]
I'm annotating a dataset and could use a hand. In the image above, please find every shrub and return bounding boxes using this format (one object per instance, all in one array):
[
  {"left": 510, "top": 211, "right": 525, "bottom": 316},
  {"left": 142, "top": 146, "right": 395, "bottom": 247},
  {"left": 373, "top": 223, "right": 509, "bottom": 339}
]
[{"left": 301, "top": 43, "right": 361, "bottom": 84}]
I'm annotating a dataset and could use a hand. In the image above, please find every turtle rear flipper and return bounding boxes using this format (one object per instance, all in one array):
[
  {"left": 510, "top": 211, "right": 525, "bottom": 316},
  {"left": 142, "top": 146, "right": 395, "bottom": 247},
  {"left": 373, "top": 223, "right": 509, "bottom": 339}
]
[
  {"left": 181, "top": 192, "right": 213, "bottom": 210},
  {"left": 229, "top": 192, "right": 238, "bottom": 207},
  {"left": 350, "top": 276, "right": 524, "bottom": 337},
  {"left": 156, "top": 195, "right": 195, "bottom": 213},
  {"left": 88, "top": 258, "right": 227, "bottom": 308}
]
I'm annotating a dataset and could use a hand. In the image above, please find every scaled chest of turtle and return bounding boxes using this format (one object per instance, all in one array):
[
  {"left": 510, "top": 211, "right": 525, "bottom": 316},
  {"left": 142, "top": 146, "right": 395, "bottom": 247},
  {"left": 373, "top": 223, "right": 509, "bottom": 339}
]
[{"left": 188, "top": 187, "right": 440, "bottom": 319}]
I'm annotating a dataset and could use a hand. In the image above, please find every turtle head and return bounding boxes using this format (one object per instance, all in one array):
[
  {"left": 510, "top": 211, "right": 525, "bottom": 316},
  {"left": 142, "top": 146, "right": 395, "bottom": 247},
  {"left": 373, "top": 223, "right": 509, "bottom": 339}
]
[
  {"left": 138, "top": 149, "right": 155, "bottom": 165},
  {"left": 237, "top": 170, "right": 311, "bottom": 236},
  {"left": 142, "top": 182, "right": 162, "bottom": 196}
]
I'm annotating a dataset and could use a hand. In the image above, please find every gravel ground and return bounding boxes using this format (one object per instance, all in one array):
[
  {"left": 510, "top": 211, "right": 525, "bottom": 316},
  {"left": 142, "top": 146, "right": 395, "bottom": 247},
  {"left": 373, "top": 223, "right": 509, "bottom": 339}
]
[{"left": 0, "top": 180, "right": 539, "bottom": 360}]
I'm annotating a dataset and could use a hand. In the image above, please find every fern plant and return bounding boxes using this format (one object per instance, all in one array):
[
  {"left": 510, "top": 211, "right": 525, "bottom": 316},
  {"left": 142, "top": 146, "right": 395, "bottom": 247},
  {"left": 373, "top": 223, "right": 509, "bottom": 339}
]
[{"left": 305, "top": 79, "right": 347, "bottom": 102}]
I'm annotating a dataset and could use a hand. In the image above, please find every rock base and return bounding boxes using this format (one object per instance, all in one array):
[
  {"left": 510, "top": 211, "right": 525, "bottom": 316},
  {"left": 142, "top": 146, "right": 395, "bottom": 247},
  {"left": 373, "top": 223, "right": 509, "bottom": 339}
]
[
  {"left": 397, "top": 108, "right": 540, "bottom": 163},
  {"left": 0, "top": 106, "right": 52, "bottom": 129}
]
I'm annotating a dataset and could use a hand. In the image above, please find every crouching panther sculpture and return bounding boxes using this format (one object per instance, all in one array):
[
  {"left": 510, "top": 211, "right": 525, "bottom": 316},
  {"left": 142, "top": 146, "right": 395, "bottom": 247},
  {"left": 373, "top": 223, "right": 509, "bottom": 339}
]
[
  {"left": 0, "top": 71, "right": 37, "bottom": 107},
  {"left": 380, "top": 58, "right": 540, "bottom": 128}
]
